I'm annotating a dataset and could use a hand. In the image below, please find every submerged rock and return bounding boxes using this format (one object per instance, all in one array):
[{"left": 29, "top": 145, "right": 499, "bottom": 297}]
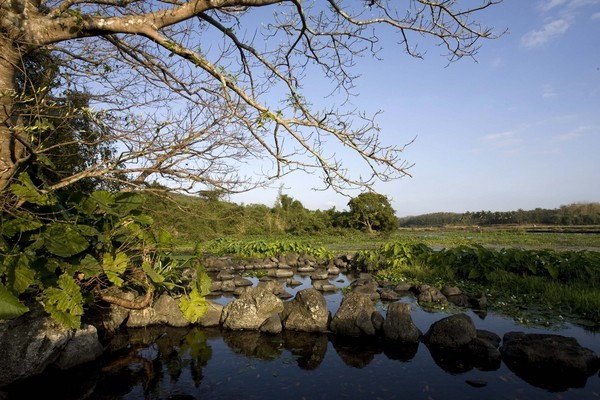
[
  {"left": 383, "top": 302, "right": 421, "bottom": 343},
  {"left": 330, "top": 292, "right": 378, "bottom": 337},
  {"left": 282, "top": 288, "right": 330, "bottom": 332},
  {"left": 220, "top": 287, "right": 284, "bottom": 330}
]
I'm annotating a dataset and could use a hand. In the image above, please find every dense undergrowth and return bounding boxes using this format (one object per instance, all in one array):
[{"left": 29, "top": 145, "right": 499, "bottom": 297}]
[
  {"left": 355, "top": 242, "right": 600, "bottom": 323},
  {"left": 1, "top": 176, "right": 210, "bottom": 328}
]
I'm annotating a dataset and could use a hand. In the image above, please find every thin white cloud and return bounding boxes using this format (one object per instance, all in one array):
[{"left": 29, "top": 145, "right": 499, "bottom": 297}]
[
  {"left": 539, "top": 0, "right": 569, "bottom": 12},
  {"left": 542, "top": 84, "right": 558, "bottom": 99},
  {"left": 483, "top": 131, "right": 515, "bottom": 141},
  {"left": 556, "top": 125, "right": 595, "bottom": 141},
  {"left": 522, "top": 18, "right": 572, "bottom": 47},
  {"left": 592, "top": 11, "right": 600, "bottom": 19},
  {"left": 539, "top": 0, "right": 599, "bottom": 12},
  {"left": 482, "top": 131, "right": 523, "bottom": 148},
  {"left": 490, "top": 57, "right": 505, "bottom": 68}
]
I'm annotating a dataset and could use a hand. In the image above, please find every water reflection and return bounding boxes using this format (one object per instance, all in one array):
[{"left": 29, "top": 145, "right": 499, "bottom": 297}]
[{"left": 5, "top": 325, "right": 600, "bottom": 400}]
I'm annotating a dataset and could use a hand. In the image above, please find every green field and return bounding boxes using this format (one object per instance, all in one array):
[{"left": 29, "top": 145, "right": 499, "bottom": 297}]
[{"left": 174, "top": 227, "right": 600, "bottom": 254}]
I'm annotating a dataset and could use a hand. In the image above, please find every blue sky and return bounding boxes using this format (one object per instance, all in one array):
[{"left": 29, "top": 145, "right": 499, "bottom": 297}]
[{"left": 231, "top": 0, "right": 600, "bottom": 216}]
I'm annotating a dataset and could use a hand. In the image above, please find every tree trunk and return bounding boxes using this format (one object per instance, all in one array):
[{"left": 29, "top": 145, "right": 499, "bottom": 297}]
[{"left": 0, "top": 38, "right": 27, "bottom": 192}]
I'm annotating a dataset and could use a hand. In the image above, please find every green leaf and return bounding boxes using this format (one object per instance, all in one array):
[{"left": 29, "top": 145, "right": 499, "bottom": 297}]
[
  {"left": 157, "top": 228, "right": 173, "bottom": 248},
  {"left": 6, "top": 254, "right": 36, "bottom": 295},
  {"left": 178, "top": 289, "right": 208, "bottom": 323},
  {"left": 544, "top": 263, "right": 559, "bottom": 280},
  {"left": 103, "top": 252, "right": 128, "bottom": 286},
  {"left": 1, "top": 217, "right": 42, "bottom": 238},
  {"left": 42, "top": 274, "right": 83, "bottom": 329},
  {"left": 9, "top": 173, "right": 55, "bottom": 206},
  {"left": 76, "top": 224, "right": 99, "bottom": 237},
  {"left": 44, "top": 223, "right": 89, "bottom": 257},
  {"left": 114, "top": 192, "right": 143, "bottom": 214},
  {"left": 142, "top": 260, "right": 165, "bottom": 283},
  {"left": 195, "top": 265, "right": 212, "bottom": 296},
  {"left": 66, "top": 254, "right": 102, "bottom": 279},
  {"left": 0, "top": 283, "right": 29, "bottom": 320},
  {"left": 132, "top": 214, "right": 154, "bottom": 225},
  {"left": 90, "top": 191, "right": 115, "bottom": 211}
]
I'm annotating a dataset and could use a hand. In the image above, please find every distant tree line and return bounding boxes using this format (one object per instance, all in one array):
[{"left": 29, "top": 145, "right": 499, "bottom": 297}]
[
  {"left": 144, "top": 191, "right": 397, "bottom": 240},
  {"left": 399, "top": 203, "right": 600, "bottom": 227}
]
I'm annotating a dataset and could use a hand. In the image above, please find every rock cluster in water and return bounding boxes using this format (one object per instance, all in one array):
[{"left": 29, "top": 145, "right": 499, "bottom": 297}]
[{"left": 1, "top": 253, "right": 598, "bottom": 391}]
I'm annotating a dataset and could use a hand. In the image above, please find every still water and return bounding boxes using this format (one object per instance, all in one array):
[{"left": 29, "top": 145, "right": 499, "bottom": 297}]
[{"left": 6, "top": 272, "right": 600, "bottom": 400}]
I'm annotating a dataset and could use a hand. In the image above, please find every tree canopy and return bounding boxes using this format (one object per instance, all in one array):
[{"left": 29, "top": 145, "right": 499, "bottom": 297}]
[
  {"left": 1, "top": 0, "right": 503, "bottom": 203},
  {"left": 348, "top": 192, "right": 397, "bottom": 233}
]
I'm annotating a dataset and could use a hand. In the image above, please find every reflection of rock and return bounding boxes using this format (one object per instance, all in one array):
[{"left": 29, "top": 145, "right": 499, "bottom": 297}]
[
  {"left": 282, "top": 288, "right": 329, "bottom": 332},
  {"left": 383, "top": 302, "right": 421, "bottom": 343},
  {"left": 222, "top": 331, "right": 283, "bottom": 360},
  {"left": 331, "top": 336, "right": 382, "bottom": 369},
  {"left": 383, "top": 341, "right": 419, "bottom": 362},
  {"left": 500, "top": 332, "right": 600, "bottom": 391},
  {"left": 423, "top": 313, "right": 476, "bottom": 348},
  {"left": 330, "top": 293, "right": 378, "bottom": 336},
  {"left": 282, "top": 331, "right": 328, "bottom": 370},
  {"left": 221, "top": 287, "right": 284, "bottom": 330}
]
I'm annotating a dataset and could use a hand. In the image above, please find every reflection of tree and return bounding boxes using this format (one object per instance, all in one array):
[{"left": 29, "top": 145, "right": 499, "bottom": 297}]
[
  {"left": 103, "top": 326, "right": 215, "bottom": 398},
  {"left": 222, "top": 331, "right": 283, "bottom": 361}
]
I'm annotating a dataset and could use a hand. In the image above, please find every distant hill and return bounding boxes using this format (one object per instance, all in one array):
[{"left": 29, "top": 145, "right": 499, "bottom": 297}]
[{"left": 398, "top": 203, "right": 600, "bottom": 227}]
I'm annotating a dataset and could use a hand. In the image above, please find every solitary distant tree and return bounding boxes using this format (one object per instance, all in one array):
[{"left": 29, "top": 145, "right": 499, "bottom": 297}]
[{"left": 348, "top": 192, "right": 397, "bottom": 233}]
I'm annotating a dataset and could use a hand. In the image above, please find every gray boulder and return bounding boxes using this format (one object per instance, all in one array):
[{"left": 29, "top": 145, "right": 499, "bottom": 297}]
[
  {"left": 330, "top": 293, "right": 378, "bottom": 337},
  {"left": 260, "top": 314, "right": 283, "bottom": 334},
  {"left": 282, "top": 289, "right": 329, "bottom": 332},
  {"left": 383, "top": 302, "right": 422, "bottom": 343},
  {"left": 221, "top": 279, "right": 236, "bottom": 292},
  {"left": 127, "top": 294, "right": 190, "bottom": 328},
  {"left": 379, "top": 288, "right": 400, "bottom": 301},
  {"left": 417, "top": 285, "right": 447, "bottom": 304},
  {"left": 53, "top": 324, "right": 103, "bottom": 370},
  {"left": 220, "top": 287, "right": 284, "bottom": 330},
  {"left": 424, "top": 313, "right": 477, "bottom": 348},
  {"left": 234, "top": 276, "right": 253, "bottom": 287},
  {"left": 352, "top": 285, "right": 380, "bottom": 300},
  {"left": 0, "top": 307, "right": 74, "bottom": 386},
  {"left": 311, "top": 270, "right": 329, "bottom": 280},
  {"left": 441, "top": 286, "right": 462, "bottom": 296},
  {"left": 198, "top": 301, "right": 224, "bottom": 327},
  {"left": 394, "top": 282, "right": 412, "bottom": 292}
]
